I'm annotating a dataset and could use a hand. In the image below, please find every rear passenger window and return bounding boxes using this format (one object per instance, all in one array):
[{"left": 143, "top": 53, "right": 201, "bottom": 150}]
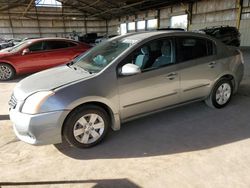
[
  {"left": 207, "top": 40, "right": 216, "bottom": 56},
  {"left": 44, "top": 41, "right": 70, "bottom": 50},
  {"left": 177, "top": 37, "right": 214, "bottom": 62}
]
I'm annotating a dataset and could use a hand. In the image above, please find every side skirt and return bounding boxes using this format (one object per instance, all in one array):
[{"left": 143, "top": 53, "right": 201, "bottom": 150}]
[{"left": 121, "top": 97, "right": 205, "bottom": 124}]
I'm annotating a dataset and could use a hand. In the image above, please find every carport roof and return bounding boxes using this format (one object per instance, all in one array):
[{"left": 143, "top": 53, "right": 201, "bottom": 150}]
[{"left": 0, "top": 0, "right": 197, "bottom": 19}]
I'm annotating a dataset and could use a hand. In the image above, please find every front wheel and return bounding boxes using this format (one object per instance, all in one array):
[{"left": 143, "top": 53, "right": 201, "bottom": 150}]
[
  {"left": 0, "top": 63, "right": 15, "bottom": 81},
  {"left": 63, "top": 105, "right": 110, "bottom": 148},
  {"left": 205, "top": 78, "right": 233, "bottom": 108}
]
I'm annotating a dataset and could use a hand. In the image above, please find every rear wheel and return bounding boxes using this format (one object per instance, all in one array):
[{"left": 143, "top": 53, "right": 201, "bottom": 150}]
[
  {"left": 0, "top": 63, "right": 15, "bottom": 81},
  {"left": 63, "top": 105, "right": 110, "bottom": 148},
  {"left": 205, "top": 78, "right": 233, "bottom": 108}
]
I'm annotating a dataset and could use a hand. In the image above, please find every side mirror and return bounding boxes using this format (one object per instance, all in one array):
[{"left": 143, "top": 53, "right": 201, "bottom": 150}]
[
  {"left": 22, "top": 48, "right": 30, "bottom": 55},
  {"left": 120, "top": 63, "right": 141, "bottom": 76}
]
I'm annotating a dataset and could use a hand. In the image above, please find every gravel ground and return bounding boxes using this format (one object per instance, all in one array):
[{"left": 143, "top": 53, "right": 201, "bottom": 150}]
[{"left": 0, "top": 48, "right": 250, "bottom": 188}]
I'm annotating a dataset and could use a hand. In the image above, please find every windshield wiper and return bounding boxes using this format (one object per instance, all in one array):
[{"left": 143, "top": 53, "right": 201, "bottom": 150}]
[
  {"left": 67, "top": 61, "right": 74, "bottom": 66},
  {"left": 79, "top": 66, "right": 94, "bottom": 74},
  {"left": 68, "top": 63, "right": 93, "bottom": 74}
]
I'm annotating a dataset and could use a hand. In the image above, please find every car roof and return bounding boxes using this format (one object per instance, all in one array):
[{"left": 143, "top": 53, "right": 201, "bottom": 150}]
[
  {"left": 122, "top": 31, "right": 211, "bottom": 41},
  {"left": 28, "top": 37, "right": 79, "bottom": 43}
]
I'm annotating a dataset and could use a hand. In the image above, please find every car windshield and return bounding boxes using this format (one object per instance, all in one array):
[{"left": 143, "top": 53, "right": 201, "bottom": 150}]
[
  {"left": 8, "top": 40, "right": 31, "bottom": 52},
  {"left": 72, "top": 38, "right": 138, "bottom": 73}
]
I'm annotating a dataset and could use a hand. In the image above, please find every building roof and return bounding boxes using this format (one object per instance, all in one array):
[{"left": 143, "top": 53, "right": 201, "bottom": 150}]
[{"left": 0, "top": 0, "right": 197, "bottom": 19}]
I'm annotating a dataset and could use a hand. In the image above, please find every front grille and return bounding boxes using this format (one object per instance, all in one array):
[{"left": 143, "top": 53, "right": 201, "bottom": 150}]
[{"left": 9, "top": 94, "right": 17, "bottom": 109}]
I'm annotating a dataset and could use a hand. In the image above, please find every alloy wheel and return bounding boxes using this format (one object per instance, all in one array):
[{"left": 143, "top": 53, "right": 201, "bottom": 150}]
[
  {"left": 0, "top": 65, "right": 13, "bottom": 80},
  {"left": 215, "top": 83, "right": 232, "bottom": 105},
  {"left": 73, "top": 113, "right": 105, "bottom": 144}
]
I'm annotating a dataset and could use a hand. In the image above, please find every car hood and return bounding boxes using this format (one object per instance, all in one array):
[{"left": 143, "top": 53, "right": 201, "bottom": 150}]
[
  {"left": 14, "top": 65, "right": 93, "bottom": 100},
  {"left": 0, "top": 51, "right": 13, "bottom": 57}
]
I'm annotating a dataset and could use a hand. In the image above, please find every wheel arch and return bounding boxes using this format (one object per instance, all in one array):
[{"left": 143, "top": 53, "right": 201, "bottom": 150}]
[
  {"left": 0, "top": 61, "right": 16, "bottom": 73},
  {"left": 214, "top": 73, "right": 237, "bottom": 93},
  {"left": 0, "top": 61, "right": 17, "bottom": 80},
  {"left": 62, "top": 100, "right": 121, "bottom": 135},
  {"left": 221, "top": 74, "right": 237, "bottom": 92}
]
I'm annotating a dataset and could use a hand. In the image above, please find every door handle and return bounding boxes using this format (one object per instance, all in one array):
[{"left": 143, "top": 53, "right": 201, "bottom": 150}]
[
  {"left": 166, "top": 72, "right": 177, "bottom": 80},
  {"left": 208, "top": 62, "right": 216, "bottom": 68}
]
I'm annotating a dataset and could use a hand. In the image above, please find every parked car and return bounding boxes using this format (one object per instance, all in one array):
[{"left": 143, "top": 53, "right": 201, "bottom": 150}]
[
  {"left": 0, "top": 38, "right": 14, "bottom": 50},
  {"left": 79, "top": 33, "right": 98, "bottom": 44},
  {"left": 10, "top": 38, "right": 22, "bottom": 45},
  {"left": 200, "top": 26, "right": 241, "bottom": 47},
  {"left": 0, "top": 38, "right": 22, "bottom": 52},
  {"left": 9, "top": 31, "right": 244, "bottom": 148},
  {"left": 95, "top": 34, "right": 118, "bottom": 44},
  {"left": 157, "top": 27, "right": 185, "bottom": 31},
  {"left": 0, "top": 38, "right": 91, "bottom": 80}
]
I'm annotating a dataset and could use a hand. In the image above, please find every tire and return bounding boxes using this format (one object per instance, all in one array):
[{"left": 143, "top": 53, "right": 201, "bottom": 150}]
[
  {"left": 0, "top": 63, "right": 15, "bottom": 81},
  {"left": 62, "top": 105, "right": 110, "bottom": 148},
  {"left": 205, "top": 78, "right": 233, "bottom": 109}
]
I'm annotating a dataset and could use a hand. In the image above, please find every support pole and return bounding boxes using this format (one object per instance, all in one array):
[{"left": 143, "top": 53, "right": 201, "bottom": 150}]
[
  {"left": 236, "top": 0, "right": 243, "bottom": 30},
  {"left": 187, "top": 2, "right": 193, "bottom": 31},
  {"left": 135, "top": 14, "right": 138, "bottom": 32},
  {"left": 84, "top": 17, "right": 87, "bottom": 34},
  {"left": 106, "top": 19, "right": 108, "bottom": 35},
  {"left": 7, "top": 1, "right": 14, "bottom": 38},
  {"left": 157, "top": 9, "right": 160, "bottom": 29},
  {"left": 22, "top": 0, "right": 34, "bottom": 17},
  {"left": 34, "top": 4, "right": 42, "bottom": 37},
  {"left": 62, "top": 3, "right": 66, "bottom": 37}
]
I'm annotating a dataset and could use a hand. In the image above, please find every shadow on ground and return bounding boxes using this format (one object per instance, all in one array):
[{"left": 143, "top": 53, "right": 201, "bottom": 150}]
[
  {"left": 0, "top": 178, "right": 140, "bottom": 188},
  {"left": 0, "top": 115, "right": 9, "bottom": 121},
  {"left": 55, "top": 88, "right": 250, "bottom": 159}
]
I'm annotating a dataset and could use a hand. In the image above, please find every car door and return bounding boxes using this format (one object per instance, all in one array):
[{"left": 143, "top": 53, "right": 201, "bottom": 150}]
[
  {"left": 12, "top": 41, "right": 48, "bottom": 72},
  {"left": 41, "top": 40, "right": 75, "bottom": 67},
  {"left": 117, "top": 38, "right": 180, "bottom": 120},
  {"left": 176, "top": 36, "right": 221, "bottom": 102}
]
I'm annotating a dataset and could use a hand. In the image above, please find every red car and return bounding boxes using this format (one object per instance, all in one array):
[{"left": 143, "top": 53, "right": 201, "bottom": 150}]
[{"left": 0, "top": 38, "right": 91, "bottom": 81}]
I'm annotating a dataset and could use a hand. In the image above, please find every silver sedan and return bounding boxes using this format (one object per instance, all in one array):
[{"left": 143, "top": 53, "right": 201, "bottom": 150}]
[{"left": 9, "top": 31, "right": 244, "bottom": 148}]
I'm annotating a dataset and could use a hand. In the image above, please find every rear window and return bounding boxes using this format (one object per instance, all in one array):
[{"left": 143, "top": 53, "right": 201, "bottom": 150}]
[
  {"left": 68, "top": 42, "right": 77, "bottom": 47},
  {"left": 220, "top": 27, "right": 238, "bottom": 35},
  {"left": 177, "top": 37, "right": 215, "bottom": 62}
]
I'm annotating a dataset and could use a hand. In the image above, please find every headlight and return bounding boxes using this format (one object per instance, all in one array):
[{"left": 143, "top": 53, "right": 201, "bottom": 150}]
[{"left": 22, "top": 91, "right": 54, "bottom": 114}]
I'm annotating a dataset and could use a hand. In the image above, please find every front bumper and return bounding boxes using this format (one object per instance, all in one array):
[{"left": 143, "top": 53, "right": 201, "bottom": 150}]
[{"left": 9, "top": 109, "right": 69, "bottom": 145}]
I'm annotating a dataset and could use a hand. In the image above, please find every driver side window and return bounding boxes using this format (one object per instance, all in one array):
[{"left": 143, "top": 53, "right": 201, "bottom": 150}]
[
  {"left": 28, "top": 41, "right": 44, "bottom": 52},
  {"left": 120, "top": 38, "right": 175, "bottom": 73}
]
